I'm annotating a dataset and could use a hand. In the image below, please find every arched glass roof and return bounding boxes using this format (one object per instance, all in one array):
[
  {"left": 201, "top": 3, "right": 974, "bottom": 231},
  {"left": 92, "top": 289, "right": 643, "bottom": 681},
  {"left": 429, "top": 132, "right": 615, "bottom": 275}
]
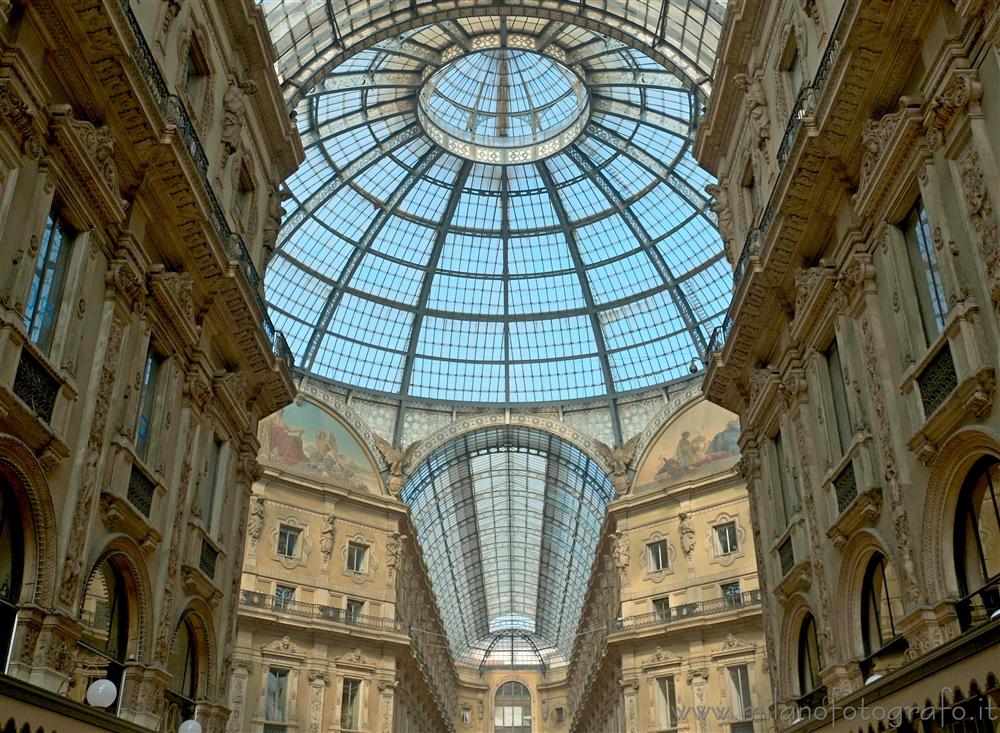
[
  {"left": 401, "top": 427, "right": 615, "bottom": 669},
  {"left": 267, "top": 16, "right": 727, "bottom": 404}
]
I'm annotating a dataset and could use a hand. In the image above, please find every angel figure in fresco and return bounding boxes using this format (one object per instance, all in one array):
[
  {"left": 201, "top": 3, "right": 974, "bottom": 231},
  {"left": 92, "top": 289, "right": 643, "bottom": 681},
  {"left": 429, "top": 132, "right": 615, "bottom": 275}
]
[{"left": 675, "top": 430, "right": 702, "bottom": 470}]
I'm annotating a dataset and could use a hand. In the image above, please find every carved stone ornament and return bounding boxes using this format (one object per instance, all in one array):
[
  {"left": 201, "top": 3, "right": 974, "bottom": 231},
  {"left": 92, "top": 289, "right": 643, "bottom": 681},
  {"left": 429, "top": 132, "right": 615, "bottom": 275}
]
[
  {"left": 373, "top": 436, "right": 422, "bottom": 496},
  {"left": 247, "top": 494, "right": 265, "bottom": 546},
  {"left": 645, "top": 646, "right": 681, "bottom": 665},
  {"left": 337, "top": 648, "right": 370, "bottom": 665},
  {"left": 264, "top": 635, "right": 303, "bottom": 655},
  {"left": 0, "top": 81, "right": 43, "bottom": 159},
  {"left": 320, "top": 514, "right": 336, "bottom": 565},
  {"left": 958, "top": 147, "right": 1000, "bottom": 300},
  {"left": 59, "top": 316, "right": 125, "bottom": 607},
  {"left": 798, "top": 0, "right": 821, "bottom": 25},
  {"left": 595, "top": 434, "right": 640, "bottom": 496},
  {"left": 733, "top": 70, "right": 770, "bottom": 151},
  {"left": 610, "top": 531, "right": 630, "bottom": 573},
  {"left": 678, "top": 512, "right": 696, "bottom": 558},
  {"left": 926, "top": 70, "right": 982, "bottom": 142}
]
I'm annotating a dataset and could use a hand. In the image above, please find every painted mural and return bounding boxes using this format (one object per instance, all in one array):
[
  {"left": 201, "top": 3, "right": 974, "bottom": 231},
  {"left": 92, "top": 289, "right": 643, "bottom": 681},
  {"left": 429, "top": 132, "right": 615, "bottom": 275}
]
[
  {"left": 258, "top": 400, "right": 381, "bottom": 493},
  {"left": 635, "top": 398, "right": 741, "bottom": 486}
]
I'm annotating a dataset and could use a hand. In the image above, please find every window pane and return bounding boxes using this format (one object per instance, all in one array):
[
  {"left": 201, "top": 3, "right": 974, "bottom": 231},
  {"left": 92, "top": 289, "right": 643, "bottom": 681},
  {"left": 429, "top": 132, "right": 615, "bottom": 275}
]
[
  {"left": 904, "top": 200, "right": 947, "bottom": 343},
  {"left": 24, "top": 211, "right": 73, "bottom": 354},
  {"left": 826, "top": 342, "right": 854, "bottom": 455},
  {"left": 265, "top": 668, "right": 288, "bottom": 721},
  {"left": 135, "top": 350, "right": 163, "bottom": 461}
]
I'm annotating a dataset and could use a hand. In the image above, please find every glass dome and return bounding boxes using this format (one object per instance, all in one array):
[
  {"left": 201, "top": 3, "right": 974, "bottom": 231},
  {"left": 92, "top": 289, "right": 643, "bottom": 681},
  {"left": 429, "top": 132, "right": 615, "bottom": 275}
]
[{"left": 268, "top": 16, "right": 726, "bottom": 404}]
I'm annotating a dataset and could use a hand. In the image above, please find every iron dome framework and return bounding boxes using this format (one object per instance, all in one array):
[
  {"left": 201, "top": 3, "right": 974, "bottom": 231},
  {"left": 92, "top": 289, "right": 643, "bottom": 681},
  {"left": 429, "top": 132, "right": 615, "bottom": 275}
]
[
  {"left": 264, "top": 13, "right": 728, "bottom": 405},
  {"left": 400, "top": 426, "right": 616, "bottom": 670}
]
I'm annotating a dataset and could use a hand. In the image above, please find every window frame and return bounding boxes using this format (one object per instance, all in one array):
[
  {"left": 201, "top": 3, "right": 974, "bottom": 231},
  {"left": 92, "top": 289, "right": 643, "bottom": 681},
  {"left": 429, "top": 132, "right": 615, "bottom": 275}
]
[
  {"left": 340, "top": 677, "right": 362, "bottom": 731},
  {"left": 264, "top": 667, "right": 289, "bottom": 723},
  {"left": 346, "top": 541, "right": 368, "bottom": 573},
  {"left": 901, "top": 198, "right": 947, "bottom": 346},
  {"left": 797, "top": 613, "right": 822, "bottom": 696},
  {"left": 23, "top": 209, "right": 75, "bottom": 355},
  {"left": 276, "top": 525, "right": 301, "bottom": 559},
  {"left": 647, "top": 539, "right": 669, "bottom": 572},
  {"left": 274, "top": 584, "right": 295, "bottom": 610},
  {"left": 715, "top": 521, "right": 739, "bottom": 555},
  {"left": 134, "top": 347, "right": 166, "bottom": 462}
]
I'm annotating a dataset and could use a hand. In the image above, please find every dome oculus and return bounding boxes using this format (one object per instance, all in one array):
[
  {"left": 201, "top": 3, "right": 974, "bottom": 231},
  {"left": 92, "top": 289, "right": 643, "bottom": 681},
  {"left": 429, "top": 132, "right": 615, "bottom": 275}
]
[{"left": 417, "top": 47, "right": 589, "bottom": 164}]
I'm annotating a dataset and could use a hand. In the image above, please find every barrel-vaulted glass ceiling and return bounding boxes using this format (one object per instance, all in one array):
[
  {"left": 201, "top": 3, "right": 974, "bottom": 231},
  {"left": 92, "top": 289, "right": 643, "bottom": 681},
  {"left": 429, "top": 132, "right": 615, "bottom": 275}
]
[
  {"left": 401, "top": 427, "right": 615, "bottom": 669},
  {"left": 263, "top": 9, "right": 726, "bottom": 404}
]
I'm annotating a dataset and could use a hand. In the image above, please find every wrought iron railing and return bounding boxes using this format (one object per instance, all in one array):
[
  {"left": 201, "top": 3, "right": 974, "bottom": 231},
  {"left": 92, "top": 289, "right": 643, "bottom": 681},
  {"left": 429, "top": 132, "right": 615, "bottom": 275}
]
[
  {"left": 126, "top": 462, "right": 156, "bottom": 517},
  {"left": 12, "top": 348, "right": 60, "bottom": 423},
  {"left": 116, "top": 0, "right": 294, "bottom": 372},
  {"left": 778, "top": 538, "right": 795, "bottom": 576},
  {"left": 611, "top": 589, "right": 761, "bottom": 632},
  {"left": 955, "top": 576, "right": 1000, "bottom": 632},
  {"left": 917, "top": 342, "right": 958, "bottom": 418},
  {"left": 199, "top": 538, "right": 219, "bottom": 580},
  {"left": 833, "top": 462, "right": 858, "bottom": 514},
  {"left": 240, "top": 590, "right": 407, "bottom": 632}
]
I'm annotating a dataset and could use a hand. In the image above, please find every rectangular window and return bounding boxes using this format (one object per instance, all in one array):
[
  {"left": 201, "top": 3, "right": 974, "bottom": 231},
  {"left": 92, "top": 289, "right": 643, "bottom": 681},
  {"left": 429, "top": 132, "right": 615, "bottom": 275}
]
[
  {"left": 182, "top": 45, "right": 208, "bottom": 106},
  {"left": 346, "top": 542, "right": 367, "bottom": 572},
  {"left": 277, "top": 525, "right": 300, "bottom": 558},
  {"left": 722, "top": 581, "right": 742, "bottom": 606},
  {"left": 264, "top": 668, "right": 288, "bottom": 722},
  {"left": 826, "top": 341, "right": 854, "bottom": 456},
  {"left": 653, "top": 596, "right": 671, "bottom": 620},
  {"left": 903, "top": 199, "right": 947, "bottom": 343},
  {"left": 653, "top": 675, "right": 677, "bottom": 729},
  {"left": 24, "top": 209, "right": 73, "bottom": 354},
  {"left": 774, "top": 431, "right": 797, "bottom": 526},
  {"left": 201, "top": 435, "right": 224, "bottom": 530},
  {"left": 274, "top": 584, "right": 295, "bottom": 610},
  {"left": 647, "top": 540, "right": 669, "bottom": 571},
  {"left": 746, "top": 174, "right": 760, "bottom": 219},
  {"left": 134, "top": 349, "right": 164, "bottom": 461},
  {"left": 787, "top": 49, "right": 804, "bottom": 95},
  {"left": 340, "top": 678, "right": 362, "bottom": 730},
  {"left": 555, "top": 707, "right": 565, "bottom": 724},
  {"left": 715, "top": 522, "right": 739, "bottom": 554},
  {"left": 729, "top": 665, "right": 753, "bottom": 720},
  {"left": 345, "top": 598, "right": 365, "bottom": 623}
]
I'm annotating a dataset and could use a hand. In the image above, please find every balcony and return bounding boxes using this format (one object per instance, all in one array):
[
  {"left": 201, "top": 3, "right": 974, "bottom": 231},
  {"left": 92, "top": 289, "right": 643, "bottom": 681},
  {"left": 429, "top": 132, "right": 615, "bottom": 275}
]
[
  {"left": 114, "top": 0, "right": 294, "bottom": 374},
  {"left": 239, "top": 590, "right": 406, "bottom": 633},
  {"left": 955, "top": 577, "right": 1000, "bottom": 632},
  {"left": 611, "top": 590, "right": 761, "bottom": 632}
]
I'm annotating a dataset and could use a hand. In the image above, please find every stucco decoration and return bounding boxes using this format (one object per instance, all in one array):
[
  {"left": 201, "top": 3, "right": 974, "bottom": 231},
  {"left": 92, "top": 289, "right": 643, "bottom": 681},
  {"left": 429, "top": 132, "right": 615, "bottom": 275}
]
[
  {"left": 269, "top": 514, "right": 312, "bottom": 569},
  {"left": 634, "top": 398, "right": 740, "bottom": 487},
  {"left": 258, "top": 399, "right": 381, "bottom": 493}
]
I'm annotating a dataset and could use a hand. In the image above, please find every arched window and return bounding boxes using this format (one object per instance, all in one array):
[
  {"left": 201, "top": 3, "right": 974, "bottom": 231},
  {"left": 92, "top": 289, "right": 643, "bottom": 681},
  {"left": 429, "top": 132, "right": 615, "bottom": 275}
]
[
  {"left": 954, "top": 457, "right": 1000, "bottom": 624},
  {"left": 163, "top": 615, "right": 200, "bottom": 732},
  {"left": 78, "top": 557, "right": 131, "bottom": 699},
  {"left": 0, "top": 476, "right": 25, "bottom": 666},
  {"left": 797, "top": 613, "right": 822, "bottom": 696},
  {"left": 861, "top": 554, "right": 903, "bottom": 657},
  {"left": 494, "top": 681, "right": 532, "bottom": 733}
]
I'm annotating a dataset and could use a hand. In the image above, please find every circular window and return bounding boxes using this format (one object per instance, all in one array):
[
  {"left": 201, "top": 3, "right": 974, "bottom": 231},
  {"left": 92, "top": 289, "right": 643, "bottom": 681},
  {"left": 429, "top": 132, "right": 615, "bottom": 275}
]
[{"left": 417, "top": 47, "right": 589, "bottom": 164}]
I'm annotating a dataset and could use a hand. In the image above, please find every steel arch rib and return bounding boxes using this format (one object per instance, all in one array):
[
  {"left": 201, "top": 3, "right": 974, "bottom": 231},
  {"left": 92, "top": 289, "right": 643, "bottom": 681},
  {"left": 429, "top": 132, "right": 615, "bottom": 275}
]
[
  {"left": 564, "top": 143, "right": 708, "bottom": 357},
  {"left": 300, "top": 145, "right": 444, "bottom": 370}
]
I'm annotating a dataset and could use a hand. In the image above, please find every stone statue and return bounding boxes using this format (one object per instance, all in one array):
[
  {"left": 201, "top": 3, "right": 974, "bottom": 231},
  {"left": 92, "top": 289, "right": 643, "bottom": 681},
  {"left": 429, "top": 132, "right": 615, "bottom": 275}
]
[
  {"left": 705, "top": 183, "right": 735, "bottom": 259},
  {"left": 247, "top": 494, "right": 265, "bottom": 543},
  {"left": 611, "top": 531, "right": 630, "bottom": 573},
  {"left": 386, "top": 532, "right": 405, "bottom": 576},
  {"left": 220, "top": 79, "right": 256, "bottom": 171},
  {"left": 733, "top": 71, "right": 770, "bottom": 151},
  {"left": 320, "top": 514, "right": 335, "bottom": 562},
  {"left": 373, "top": 436, "right": 422, "bottom": 496},
  {"left": 261, "top": 188, "right": 291, "bottom": 275},
  {"left": 679, "top": 511, "right": 696, "bottom": 558},
  {"left": 595, "top": 434, "right": 640, "bottom": 496}
]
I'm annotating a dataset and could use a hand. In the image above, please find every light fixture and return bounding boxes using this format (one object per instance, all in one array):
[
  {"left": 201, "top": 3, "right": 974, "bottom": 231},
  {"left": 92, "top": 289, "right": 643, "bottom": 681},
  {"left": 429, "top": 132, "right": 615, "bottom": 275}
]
[
  {"left": 991, "top": 608, "right": 1000, "bottom": 620},
  {"left": 178, "top": 720, "right": 202, "bottom": 733},
  {"left": 864, "top": 673, "right": 883, "bottom": 685},
  {"left": 85, "top": 679, "right": 118, "bottom": 708}
]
